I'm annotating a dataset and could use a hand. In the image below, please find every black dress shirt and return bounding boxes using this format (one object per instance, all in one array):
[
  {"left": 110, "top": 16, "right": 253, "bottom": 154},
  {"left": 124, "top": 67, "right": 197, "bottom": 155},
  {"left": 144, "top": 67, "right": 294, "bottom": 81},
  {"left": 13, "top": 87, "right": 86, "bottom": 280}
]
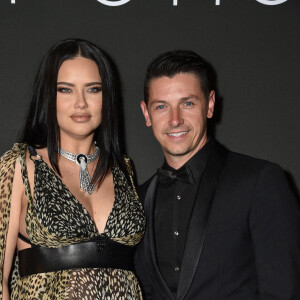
[{"left": 154, "top": 139, "right": 214, "bottom": 296}]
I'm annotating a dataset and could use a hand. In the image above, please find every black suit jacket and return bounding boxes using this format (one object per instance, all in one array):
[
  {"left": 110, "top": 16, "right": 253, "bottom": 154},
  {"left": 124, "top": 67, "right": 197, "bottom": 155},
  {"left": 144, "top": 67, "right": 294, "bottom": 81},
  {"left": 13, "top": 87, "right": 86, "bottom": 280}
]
[{"left": 134, "top": 142, "right": 300, "bottom": 300}]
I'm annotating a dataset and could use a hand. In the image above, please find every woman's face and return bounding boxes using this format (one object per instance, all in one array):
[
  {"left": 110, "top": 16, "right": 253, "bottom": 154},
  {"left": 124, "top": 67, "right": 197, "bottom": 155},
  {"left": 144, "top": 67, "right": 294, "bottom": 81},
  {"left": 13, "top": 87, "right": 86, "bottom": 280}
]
[{"left": 56, "top": 56, "right": 102, "bottom": 141}]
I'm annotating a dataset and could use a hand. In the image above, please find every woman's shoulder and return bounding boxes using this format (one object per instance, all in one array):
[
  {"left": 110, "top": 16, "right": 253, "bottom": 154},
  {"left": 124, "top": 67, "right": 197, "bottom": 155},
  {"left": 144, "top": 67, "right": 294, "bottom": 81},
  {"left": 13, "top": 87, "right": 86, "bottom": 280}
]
[
  {"left": 122, "top": 155, "right": 138, "bottom": 179},
  {"left": 0, "top": 143, "right": 28, "bottom": 167},
  {"left": 0, "top": 143, "right": 27, "bottom": 204},
  {"left": 123, "top": 155, "right": 133, "bottom": 171}
]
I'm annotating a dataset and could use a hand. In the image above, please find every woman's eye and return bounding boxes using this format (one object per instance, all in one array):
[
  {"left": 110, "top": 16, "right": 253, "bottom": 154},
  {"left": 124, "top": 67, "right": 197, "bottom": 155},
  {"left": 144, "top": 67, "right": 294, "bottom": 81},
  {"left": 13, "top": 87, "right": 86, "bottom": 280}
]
[
  {"left": 57, "top": 87, "right": 72, "bottom": 93},
  {"left": 88, "top": 87, "right": 102, "bottom": 93}
]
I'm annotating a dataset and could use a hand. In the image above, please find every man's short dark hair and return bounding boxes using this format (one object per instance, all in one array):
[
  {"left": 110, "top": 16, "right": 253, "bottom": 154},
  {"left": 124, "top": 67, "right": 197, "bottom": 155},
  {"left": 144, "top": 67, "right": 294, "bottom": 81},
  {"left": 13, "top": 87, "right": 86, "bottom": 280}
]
[{"left": 144, "top": 50, "right": 212, "bottom": 105}]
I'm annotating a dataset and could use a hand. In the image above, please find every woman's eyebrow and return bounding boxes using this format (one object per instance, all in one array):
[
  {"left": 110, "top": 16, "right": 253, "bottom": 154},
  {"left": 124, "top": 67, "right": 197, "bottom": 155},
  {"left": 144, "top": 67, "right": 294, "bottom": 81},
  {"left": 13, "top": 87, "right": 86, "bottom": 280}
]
[
  {"left": 56, "top": 82, "right": 102, "bottom": 87},
  {"left": 85, "top": 82, "right": 102, "bottom": 87},
  {"left": 57, "top": 82, "right": 75, "bottom": 86}
]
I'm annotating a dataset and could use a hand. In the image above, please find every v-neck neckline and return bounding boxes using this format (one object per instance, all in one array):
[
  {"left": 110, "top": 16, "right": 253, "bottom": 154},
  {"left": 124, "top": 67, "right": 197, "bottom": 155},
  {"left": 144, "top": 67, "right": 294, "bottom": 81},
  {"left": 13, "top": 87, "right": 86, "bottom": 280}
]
[{"left": 27, "top": 156, "right": 117, "bottom": 236}]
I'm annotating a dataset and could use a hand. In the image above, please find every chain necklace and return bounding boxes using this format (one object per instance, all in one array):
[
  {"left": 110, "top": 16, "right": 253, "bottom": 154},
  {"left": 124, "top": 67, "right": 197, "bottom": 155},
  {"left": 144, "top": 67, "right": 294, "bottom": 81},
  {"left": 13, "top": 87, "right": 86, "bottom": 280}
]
[{"left": 57, "top": 146, "right": 100, "bottom": 194}]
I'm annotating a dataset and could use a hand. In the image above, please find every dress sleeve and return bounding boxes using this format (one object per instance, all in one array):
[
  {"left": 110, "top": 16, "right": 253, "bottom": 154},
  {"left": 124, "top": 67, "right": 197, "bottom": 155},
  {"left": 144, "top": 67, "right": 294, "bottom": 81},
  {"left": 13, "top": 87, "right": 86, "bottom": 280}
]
[
  {"left": 249, "top": 162, "right": 300, "bottom": 298},
  {"left": 123, "top": 156, "right": 138, "bottom": 198},
  {"left": 0, "top": 143, "right": 26, "bottom": 297}
]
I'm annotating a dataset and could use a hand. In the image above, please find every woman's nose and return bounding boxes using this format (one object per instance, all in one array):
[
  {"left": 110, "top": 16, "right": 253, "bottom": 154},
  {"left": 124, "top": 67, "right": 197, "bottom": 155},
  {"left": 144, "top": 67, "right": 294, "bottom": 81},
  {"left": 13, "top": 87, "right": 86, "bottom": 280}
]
[{"left": 74, "top": 92, "right": 87, "bottom": 109}]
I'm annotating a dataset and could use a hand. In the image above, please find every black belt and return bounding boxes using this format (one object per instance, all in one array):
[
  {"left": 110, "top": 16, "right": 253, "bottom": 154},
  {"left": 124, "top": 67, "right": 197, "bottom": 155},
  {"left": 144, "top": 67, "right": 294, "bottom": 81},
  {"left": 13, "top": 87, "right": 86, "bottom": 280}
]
[{"left": 18, "top": 235, "right": 135, "bottom": 277}]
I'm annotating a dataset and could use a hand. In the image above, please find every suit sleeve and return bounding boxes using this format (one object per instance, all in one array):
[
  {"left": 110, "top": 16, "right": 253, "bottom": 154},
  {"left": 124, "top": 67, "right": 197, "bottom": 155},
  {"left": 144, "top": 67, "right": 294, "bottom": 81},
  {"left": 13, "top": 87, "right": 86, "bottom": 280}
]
[
  {"left": 134, "top": 178, "right": 156, "bottom": 299},
  {"left": 134, "top": 242, "right": 153, "bottom": 299},
  {"left": 249, "top": 163, "right": 300, "bottom": 299}
]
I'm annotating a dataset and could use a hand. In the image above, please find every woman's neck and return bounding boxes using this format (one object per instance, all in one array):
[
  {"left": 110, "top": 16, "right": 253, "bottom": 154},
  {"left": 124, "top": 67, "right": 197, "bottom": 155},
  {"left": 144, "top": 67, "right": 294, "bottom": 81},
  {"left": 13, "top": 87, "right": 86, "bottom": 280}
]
[{"left": 58, "top": 135, "right": 96, "bottom": 155}]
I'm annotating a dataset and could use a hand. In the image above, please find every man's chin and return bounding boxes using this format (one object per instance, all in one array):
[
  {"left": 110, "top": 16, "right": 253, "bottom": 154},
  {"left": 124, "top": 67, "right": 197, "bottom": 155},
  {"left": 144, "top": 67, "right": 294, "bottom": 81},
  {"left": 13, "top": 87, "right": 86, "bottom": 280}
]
[{"left": 164, "top": 147, "right": 191, "bottom": 157}]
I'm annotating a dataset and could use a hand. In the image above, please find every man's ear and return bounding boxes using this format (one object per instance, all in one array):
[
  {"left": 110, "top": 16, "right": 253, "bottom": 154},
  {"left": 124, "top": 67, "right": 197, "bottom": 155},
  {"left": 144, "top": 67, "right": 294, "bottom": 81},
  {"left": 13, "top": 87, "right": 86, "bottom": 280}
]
[
  {"left": 140, "top": 101, "right": 152, "bottom": 127},
  {"left": 207, "top": 90, "right": 215, "bottom": 119}
]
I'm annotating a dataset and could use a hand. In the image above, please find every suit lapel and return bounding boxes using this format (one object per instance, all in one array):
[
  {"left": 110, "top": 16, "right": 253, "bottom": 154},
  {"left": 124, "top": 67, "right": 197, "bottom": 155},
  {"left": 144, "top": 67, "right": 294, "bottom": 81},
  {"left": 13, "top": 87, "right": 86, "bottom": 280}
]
[
  {"left": 177, "top": 144, "right": 228, "bottom": 300},
  {"left": 144, "top": 176, "right": 175, "bottom": 299}
]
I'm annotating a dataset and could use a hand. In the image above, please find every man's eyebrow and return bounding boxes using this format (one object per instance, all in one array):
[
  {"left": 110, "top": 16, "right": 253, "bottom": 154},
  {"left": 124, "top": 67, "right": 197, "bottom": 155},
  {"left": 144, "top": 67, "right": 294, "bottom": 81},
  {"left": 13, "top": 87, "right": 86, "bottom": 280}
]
[
  {"left": 180, "top": 95, "right": 199, "bottom": 101},
  {"left": 150, "top": 95, "right": 200, "bottom": 104},
  {"left": 149, "top": 99, "right": 168, "bottom": 107},
  {"left": 150, "top": 99, "right": 168, "bottom": 103}
]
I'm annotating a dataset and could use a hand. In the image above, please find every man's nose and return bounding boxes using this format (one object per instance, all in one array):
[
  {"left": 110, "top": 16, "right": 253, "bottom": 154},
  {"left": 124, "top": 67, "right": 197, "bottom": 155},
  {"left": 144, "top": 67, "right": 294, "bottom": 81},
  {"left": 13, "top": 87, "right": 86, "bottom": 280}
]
[{"left": 169, "top": 107, "right": 183, "bottom": 127}]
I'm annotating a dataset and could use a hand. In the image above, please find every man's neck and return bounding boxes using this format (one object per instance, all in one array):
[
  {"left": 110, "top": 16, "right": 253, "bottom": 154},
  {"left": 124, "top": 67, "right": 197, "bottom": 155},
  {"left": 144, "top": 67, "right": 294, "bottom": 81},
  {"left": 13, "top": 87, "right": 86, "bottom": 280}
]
[{"left": 164, "top": 137, "right": 209, "bottom": 170}]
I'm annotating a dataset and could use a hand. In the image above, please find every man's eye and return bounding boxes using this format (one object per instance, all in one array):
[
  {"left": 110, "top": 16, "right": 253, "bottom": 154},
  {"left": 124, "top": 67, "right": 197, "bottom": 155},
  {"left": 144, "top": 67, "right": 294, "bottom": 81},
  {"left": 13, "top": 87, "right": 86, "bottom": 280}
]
[
  {"left": 57, "top": 87, "right": 72, "bottom": 93},
  {"left": 184, "top": 101, "right": 193, "bottom": 107},
  {"left": 88, "top": 87, "right": 102, "bottom": 93},
  {"left": 156, "top": 105, "right": 165, "bottom": 110}
]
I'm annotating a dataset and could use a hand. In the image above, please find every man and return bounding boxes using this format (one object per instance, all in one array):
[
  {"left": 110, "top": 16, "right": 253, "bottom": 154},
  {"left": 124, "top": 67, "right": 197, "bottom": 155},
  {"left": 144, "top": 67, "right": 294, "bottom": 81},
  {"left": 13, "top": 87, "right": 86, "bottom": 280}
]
[{"left": 134, "top": 50, "right": 300, "bottom": 300}]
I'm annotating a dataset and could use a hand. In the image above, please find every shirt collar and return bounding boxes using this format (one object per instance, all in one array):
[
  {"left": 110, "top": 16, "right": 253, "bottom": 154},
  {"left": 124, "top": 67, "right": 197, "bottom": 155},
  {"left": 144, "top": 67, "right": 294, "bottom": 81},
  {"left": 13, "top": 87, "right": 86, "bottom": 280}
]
[{"left": 161, "top": 138, "right": 215, "bottom": 183}]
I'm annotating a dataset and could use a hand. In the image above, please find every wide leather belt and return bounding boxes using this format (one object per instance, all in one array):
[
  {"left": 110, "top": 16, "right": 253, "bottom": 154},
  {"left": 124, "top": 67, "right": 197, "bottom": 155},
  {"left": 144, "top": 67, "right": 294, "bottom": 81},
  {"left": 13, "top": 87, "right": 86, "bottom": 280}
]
[{"left": 18, "top": 235, "right": 135, "bottom": 277}]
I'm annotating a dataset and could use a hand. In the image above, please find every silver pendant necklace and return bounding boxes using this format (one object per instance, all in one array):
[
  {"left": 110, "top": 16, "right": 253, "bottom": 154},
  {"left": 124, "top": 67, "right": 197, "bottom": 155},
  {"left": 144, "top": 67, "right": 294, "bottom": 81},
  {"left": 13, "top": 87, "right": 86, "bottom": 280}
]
[{"left": 57, "top": 146, "right": 100, "bottom": 194}]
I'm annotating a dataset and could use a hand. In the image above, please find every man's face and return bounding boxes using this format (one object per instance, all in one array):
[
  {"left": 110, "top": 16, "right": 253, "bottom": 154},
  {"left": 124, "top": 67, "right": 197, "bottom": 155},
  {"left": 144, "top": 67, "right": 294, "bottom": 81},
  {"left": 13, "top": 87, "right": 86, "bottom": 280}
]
[{"left": 141, "top": 73, "right": 215, "bottom": 169}]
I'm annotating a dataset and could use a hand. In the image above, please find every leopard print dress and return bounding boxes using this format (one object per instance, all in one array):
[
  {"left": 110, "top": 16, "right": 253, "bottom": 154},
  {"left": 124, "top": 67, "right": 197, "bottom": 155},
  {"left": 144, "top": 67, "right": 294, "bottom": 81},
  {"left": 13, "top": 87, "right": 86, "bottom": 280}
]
[{"left": 0, "top": 143, "right": 146, "bottom": 299}]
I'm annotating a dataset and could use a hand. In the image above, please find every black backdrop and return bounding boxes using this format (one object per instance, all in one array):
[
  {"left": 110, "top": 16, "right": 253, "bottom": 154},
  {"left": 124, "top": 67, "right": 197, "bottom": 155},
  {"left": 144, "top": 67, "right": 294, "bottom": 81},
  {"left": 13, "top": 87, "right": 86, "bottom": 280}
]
[{"left": 0, "top": 0, "right": 299, "bottom": 195}]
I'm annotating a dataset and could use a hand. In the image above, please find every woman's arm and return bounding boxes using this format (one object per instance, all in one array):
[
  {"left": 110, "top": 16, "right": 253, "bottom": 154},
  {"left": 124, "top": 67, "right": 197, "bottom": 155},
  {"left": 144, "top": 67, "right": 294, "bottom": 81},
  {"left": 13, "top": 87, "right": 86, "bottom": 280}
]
[{"left": 2, "top": 160, "right": 24, "bottom": 299}]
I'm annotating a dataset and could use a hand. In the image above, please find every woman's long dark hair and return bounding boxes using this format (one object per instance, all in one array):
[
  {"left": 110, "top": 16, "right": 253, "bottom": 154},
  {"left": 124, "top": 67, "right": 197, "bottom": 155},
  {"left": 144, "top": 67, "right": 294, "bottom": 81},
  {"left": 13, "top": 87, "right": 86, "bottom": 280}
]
[{"left": 21, "top": 38, "right": 127, "bottom": 186}]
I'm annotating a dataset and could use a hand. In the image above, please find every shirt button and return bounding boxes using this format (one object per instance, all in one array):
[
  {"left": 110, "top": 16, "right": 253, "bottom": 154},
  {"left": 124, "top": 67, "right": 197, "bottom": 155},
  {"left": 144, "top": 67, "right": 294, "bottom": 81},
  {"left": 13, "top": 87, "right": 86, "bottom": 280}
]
[
  {"left": 174, "top": 266, "right": 180, "bottom": 272},
  {"left": 176, "top": 195, "right": 181, "bottom": 200},
  {"left": 174, "top": 231, "right": 179, "bottom": 236}
]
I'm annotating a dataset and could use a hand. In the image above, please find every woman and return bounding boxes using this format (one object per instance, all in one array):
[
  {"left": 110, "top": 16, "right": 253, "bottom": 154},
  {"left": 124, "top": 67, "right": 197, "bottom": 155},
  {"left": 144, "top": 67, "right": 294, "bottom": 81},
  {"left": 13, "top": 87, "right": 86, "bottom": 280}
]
[{"left": 0, "top": 39, "right": 145, "bottom": 299}]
